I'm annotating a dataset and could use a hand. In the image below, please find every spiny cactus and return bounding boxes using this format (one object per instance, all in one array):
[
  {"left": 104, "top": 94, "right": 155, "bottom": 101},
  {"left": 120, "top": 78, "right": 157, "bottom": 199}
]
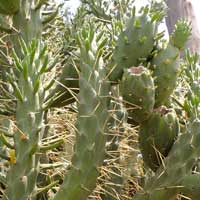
[
  {"left": 139, "top": 106, "right": 179, "bottom": 172},
  {"left": 53, "top": 26, "right": 110, "bottom": 200},
  {"left": 170, "top": 20, "right": 192, "bottom": 50},
  {"left": 151, "top": 20, "right": 191, "bottom": 107},
  {"left": 2, "top": 39, "right": 57, "bottom": 200},
  {"left": 0, "top": 0, "right": 59, "bottom": 58},
  {"left": 120, "top": 66, "right": 155, "bottom": 123},
  {"left": 108, "top": 6, "right": 157, "bottom": 82},
  {"left": 135, "top": 118, "right": 200, "bottom": 200},
  {"left": 101, "top": 93, "right": 127, "bottom": 200},
  {"left": 151, "top": 43, "right": 180, "bottom": 107}
]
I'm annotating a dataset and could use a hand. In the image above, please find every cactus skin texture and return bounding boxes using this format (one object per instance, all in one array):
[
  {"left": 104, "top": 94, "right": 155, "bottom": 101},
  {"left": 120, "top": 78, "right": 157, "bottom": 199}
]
[
  {"left": 135, "top": 118, "right": 200, "bottom": 200},
  {"left": 2, "top": 40, "right": 54, "bottom": 200},
  {"left": 139, "top": 106, "right": 179, "bottom": 172},
  {"left": 120, "top": 66, "right": 155, "bottom": 123},
  {"left": 108, "top": 9, "right": 155, "bottom": 82},
  {"left": 151, "top": 44, "right": 180, "bottom": 107},
  {"left": 0, "top": 0, "right": 20, "bottom": 15},
  {"left": 53, "top": 27, "right": 110, "bottom": 200}
]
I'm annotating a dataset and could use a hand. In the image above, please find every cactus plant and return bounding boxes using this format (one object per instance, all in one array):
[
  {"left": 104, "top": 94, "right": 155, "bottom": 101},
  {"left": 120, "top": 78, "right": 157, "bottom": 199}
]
[
  {"left": 108, "top": 6, "right": 157, "bottom": 82},
  {"left": 53, "top": 26, "right": 110, "bottom": 200},
  {"left": 120, "top": 66, "right": 155, "bottom": 123},
  {"left": 139, "top": 106, "right": 179, "bottom": 172},
  {"left": 0, "top": 1, "right": 198, "bottom": 200},
  {"left": 151, "top": 20, "right": 191, "bottom": 107},
  {"left": 101, "top": 92, "right": 127, "bottom": 200},
  {"left": 2, "top": 39, "right": 57, "bottom": 200},
  {"left": 135, "top": 118, "right": 200, "bottom": 200}
]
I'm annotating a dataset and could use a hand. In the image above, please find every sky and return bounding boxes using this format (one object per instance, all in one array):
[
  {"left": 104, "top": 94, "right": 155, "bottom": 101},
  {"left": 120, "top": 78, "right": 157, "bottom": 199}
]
[{"left": 59, "top": 0, "right": 81, "bottom": 15}]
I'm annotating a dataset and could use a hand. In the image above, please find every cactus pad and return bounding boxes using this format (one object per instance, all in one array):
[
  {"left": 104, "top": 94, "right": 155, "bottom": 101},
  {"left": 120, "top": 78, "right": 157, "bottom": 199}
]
[{"left": 120, "top": 66, "right": 155, "bottom": 123}]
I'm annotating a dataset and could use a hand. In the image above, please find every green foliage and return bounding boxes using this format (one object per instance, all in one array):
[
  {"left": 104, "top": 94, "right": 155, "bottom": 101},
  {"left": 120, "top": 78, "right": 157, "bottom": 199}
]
[
  {"left": 3, "top": 39, "right": 57, "bottom": 200},
  {"left": 170, "top": 20, "right": 192, "bottom": 50},
  {"left": 0, "top": 1, "right": 198, "bottom": 200},
  {"left": 120, "top": 66, "right": 155, "bottom": 123},
  {"left": 0, "top": 0, "right": 20, "bottom": 15},
  {"left": 151, "top": 43, "right": 180, "bottom": 107},
  {"left": 139, "top": 106, "right": 179, "bottom": 172},
  {"left": 108, "top": 7, "right": 157, "bottom": 82},
  {"left": 53, "top": 26, "right": 111, "bottom": 200}
]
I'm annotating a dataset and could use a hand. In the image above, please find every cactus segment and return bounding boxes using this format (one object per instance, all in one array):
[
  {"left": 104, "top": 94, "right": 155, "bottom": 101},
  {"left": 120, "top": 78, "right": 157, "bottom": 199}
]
[
  {"left": 0, "top": 0, "right": 20, "bottom": 15},
  {"left": 120, "top": 66, "right": 155, "bottom": 123},
  {"left": 180, "top": 174, "right": 200, "bottom": 200},
  {"left": 53, "top": 28, "right": 110, "bottom": 200},
  {"left": 108, "top": 11, "right": 156, "bottom": 82},
  {"left": 135, "top": 118, "right": 200, "bottom": 200},
  {"left": 3, "top": 39, "right": 55, "bottom": 200},
  {"left": 170, "top": 20, "right": 192, "bottom": 50},
  {"left": 139, "top": 106, "right": 179, "bottom": 172},
  {"left": 151, "top": 43, "right": 180, "bottom": 107},
  {"left": 12, "top": 1, "right": 43, "bottom": 49}
]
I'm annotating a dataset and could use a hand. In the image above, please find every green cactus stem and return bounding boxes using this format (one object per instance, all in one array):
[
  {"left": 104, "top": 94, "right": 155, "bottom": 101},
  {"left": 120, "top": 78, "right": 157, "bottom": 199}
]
[
  {"left": 2, "top": 39, "right": 56, "bottom": 200},
  {"left": 108, "top": 7, "right": 156, "bottom": 82},
  {"left": 101, "top": 95, "right": 127, "bottom": 200},
  {"left": 135, "top": 118, "right": 200, "bottom": 200},
  {"left": 170, "top": 20, "right": 192, "bottom": 50},
  {"left": 139, "top": 106, "right": 179, "bottom": 172},
  {"left": 120, "top": 66, "right": 155, "bottom": 123},
  {"left": 151, "top": 43, "right": 180, "bottom": 107},
  {"left": 53, "top": 27, "right": 110, "bottom": 200},
  {"left": 151, "top": 20, "right": 191, "bottom": 107}
]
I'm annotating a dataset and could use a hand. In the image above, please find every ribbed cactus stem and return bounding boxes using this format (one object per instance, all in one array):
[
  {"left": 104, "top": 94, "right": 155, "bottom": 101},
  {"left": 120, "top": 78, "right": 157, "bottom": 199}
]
[
  {"left": 53, "top": 28, "right": 110, "bottom": 200},
  {"left": 3, "top": 39, "right": 53, "bottom": 200}
]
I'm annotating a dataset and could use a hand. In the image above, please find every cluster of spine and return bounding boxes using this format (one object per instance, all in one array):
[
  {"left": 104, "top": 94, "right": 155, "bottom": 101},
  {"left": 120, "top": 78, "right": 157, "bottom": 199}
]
[
  {"left": 2, "top": 39, "right": 55, "bottom": 200},
  {"left": 53, "top": 26, "right": 111, "bottom": 200},
  {"left": 0, "top": 0, "right": 61, "bottom": 114}
]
